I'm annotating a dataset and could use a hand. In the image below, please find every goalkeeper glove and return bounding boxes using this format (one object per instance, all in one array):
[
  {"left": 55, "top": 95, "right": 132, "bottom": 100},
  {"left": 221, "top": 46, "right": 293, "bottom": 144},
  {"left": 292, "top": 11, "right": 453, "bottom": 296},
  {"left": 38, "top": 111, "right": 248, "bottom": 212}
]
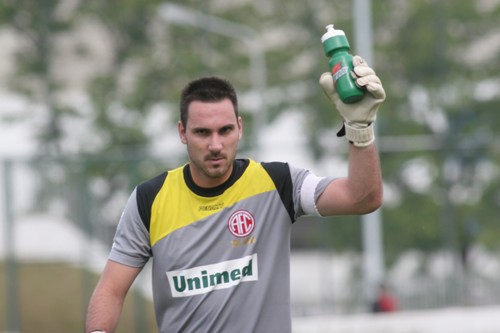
[{"left": 319, "top": 55, "right": 386, "bottom": 147}]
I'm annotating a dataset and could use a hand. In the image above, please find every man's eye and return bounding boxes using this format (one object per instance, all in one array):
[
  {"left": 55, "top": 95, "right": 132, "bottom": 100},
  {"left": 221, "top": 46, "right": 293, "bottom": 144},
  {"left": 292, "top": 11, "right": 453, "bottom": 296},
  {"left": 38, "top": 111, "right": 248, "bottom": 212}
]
[
  {"left": 220, "top": 126, "right": 233, "bottom": 134},
  {"left": 195, "top": 129, "right": 208, "bottom": 135}
]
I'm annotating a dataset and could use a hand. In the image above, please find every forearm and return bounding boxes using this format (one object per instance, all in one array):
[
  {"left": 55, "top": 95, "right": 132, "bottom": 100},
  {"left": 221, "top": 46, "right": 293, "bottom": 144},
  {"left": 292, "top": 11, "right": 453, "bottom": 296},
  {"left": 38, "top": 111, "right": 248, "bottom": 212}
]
[
  {"left": 346, "top": 142, "right": 383, "bottom": 212},
  {"left": 85, "top": 286, "right": 125, "bottom": 333},
  {"left": 85, "top": 260, "right": 140, "bottom": 333}
]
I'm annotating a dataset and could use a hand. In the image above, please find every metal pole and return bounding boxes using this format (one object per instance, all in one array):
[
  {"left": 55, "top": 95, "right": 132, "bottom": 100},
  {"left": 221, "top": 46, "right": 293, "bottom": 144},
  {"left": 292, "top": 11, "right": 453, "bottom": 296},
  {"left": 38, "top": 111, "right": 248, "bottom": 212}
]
[
  {"left": 353, "top": 0, "right": 385, "bottom": 305},
  {"left": 3, "top": 159, "right": 21, "bottom": 332}
]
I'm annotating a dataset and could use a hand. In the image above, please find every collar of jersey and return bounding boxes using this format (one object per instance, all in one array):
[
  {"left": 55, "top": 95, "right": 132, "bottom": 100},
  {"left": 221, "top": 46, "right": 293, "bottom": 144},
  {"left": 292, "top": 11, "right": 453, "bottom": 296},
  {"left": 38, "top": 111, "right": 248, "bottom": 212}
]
[{"left": 183, "top": 159, "right": 249, "bottom": 197}]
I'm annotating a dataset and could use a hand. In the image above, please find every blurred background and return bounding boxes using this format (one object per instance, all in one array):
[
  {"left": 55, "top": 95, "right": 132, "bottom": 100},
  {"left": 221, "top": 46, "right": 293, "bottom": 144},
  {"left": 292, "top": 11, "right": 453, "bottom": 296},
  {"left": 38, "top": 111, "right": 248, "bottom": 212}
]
[{"left": 1, "top": 0, "right": 499, "bottom": 332}]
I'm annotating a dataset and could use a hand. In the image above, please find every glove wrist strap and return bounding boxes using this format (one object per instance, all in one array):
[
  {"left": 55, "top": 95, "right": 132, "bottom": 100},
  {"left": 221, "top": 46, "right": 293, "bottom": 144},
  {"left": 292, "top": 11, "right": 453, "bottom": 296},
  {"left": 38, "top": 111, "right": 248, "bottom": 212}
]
[{"left": 345, "top": 122, "right": 375, "bottom": 147}]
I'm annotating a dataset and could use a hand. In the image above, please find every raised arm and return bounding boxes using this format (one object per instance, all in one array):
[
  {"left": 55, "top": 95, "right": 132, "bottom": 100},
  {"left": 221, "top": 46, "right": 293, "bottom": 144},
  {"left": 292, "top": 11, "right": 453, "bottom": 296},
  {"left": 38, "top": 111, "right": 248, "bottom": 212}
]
[
  {"left": 85, "top": 260, "right": 142, "bottom": 333},
  {"left": 316, "top": 55, "right": 385, "bottom": 216}
]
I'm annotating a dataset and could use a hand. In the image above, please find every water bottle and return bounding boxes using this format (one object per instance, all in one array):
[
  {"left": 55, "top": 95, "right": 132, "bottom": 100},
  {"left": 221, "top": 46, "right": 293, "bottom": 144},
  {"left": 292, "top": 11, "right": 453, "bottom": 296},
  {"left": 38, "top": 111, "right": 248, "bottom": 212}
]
[{"left": 321, "top": 24, "right": 364, "bottom": 103}]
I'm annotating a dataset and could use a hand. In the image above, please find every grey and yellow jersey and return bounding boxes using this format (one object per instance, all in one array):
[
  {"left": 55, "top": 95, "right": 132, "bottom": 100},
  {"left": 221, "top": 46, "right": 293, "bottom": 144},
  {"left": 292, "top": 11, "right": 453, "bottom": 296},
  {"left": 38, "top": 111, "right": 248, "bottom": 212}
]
[{"left": 109, "top": 158, "right": 332, "bottom": 333}]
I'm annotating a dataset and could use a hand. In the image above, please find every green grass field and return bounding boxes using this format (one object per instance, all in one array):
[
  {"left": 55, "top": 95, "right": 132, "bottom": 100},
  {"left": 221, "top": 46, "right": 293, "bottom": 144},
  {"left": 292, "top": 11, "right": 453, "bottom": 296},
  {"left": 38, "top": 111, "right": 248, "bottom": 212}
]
[{"left": 0, "top": 262, "right": 158, "bottom": 333}]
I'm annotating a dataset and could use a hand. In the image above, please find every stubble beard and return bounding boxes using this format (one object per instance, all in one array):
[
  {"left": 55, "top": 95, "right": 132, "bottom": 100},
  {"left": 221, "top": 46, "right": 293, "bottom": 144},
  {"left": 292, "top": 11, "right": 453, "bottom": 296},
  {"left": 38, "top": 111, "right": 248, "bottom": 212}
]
[{"left": 192, "top": 153, "right": 234, "bottom": 184}]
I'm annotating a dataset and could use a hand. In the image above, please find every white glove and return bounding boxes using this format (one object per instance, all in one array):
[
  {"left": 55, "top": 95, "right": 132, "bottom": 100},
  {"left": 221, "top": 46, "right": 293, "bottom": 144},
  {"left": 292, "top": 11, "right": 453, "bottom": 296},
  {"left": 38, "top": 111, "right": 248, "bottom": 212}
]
[{"left": 319, "top": 55, "right": 386, "bottom": 147}]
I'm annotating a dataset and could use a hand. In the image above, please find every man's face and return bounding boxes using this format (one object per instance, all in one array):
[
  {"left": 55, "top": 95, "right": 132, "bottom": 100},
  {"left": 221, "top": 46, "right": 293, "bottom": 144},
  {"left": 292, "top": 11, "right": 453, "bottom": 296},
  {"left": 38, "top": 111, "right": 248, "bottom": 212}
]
[{"left": 178, "top": 98, "right": 242, "bottom": 188}]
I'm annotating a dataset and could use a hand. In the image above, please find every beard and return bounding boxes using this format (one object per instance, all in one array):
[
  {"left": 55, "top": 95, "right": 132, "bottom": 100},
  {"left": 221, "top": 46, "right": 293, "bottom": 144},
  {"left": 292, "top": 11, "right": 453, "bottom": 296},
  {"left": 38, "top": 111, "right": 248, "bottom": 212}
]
[{"left": 189, "top": 151, "right": 235, "bottom": 186}]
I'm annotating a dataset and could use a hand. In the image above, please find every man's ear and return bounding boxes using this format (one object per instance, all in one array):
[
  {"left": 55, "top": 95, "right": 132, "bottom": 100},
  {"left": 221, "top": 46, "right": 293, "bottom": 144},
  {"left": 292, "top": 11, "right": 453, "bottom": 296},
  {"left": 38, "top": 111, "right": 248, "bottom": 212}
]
[
  {"left": 238, "top": 116, "right": 243, "bottom": 140},
  {"left": 178, "top": 121, "right": 187, "bottom": 144}
]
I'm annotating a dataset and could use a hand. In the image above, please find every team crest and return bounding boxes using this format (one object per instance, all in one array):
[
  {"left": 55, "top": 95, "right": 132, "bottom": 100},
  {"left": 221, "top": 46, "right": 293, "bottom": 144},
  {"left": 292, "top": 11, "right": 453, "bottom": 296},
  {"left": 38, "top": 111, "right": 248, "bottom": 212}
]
[{"left": 227, "top": 210, "right": 255, "bottom": 238}]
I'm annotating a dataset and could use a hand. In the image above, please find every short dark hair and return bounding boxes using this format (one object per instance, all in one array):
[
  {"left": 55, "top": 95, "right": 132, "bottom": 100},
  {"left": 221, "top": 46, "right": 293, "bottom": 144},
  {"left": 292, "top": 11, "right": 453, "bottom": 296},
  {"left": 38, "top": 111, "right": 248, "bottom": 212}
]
[{"left": 180, "top": 76, "right": 239, "bottom": 127}]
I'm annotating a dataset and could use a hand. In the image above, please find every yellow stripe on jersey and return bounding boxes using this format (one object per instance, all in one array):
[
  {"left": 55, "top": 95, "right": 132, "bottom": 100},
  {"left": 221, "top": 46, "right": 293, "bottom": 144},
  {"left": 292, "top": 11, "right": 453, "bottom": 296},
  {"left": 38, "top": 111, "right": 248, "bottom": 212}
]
[{"left": 150, "top": 159, "right": 276, "bottom": 246}]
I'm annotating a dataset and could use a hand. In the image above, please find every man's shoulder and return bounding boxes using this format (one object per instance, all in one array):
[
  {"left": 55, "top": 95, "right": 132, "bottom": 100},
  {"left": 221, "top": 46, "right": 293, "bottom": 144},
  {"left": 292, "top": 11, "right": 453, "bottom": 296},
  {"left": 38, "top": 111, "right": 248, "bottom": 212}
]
[
  {"left": 260, "top": 160, "right": 289, "bottom": 170},
  {"left": 259, "top": 161, "right": 291, "bottom": 179},
  {"left": 134, "top": 169, "right": 173, "bottom": 231}
]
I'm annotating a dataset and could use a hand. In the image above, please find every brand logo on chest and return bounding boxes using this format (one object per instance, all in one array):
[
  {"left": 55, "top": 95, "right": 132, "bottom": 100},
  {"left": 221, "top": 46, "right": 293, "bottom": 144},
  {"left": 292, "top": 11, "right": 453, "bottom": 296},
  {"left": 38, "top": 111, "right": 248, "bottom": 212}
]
[{"left": 227, "top": 210, "right": 255, "bottom": 238}]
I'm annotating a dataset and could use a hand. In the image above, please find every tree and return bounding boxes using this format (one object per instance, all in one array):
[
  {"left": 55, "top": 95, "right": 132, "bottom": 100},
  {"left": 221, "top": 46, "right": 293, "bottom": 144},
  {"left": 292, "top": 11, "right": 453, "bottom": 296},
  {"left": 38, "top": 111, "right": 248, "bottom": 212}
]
[
  {"left": 372, "top": 0, "right": 500, "bottom": 261},
  {"left": 1, "top": 0, "right": 499, "bottom": 259}
]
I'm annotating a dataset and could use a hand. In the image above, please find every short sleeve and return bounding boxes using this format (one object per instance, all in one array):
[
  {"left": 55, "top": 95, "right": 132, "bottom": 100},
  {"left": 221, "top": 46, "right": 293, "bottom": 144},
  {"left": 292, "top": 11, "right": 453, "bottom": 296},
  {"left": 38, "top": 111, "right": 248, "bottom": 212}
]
[{"left": 108, "top": 188, "right": 152, "bottom": 268}]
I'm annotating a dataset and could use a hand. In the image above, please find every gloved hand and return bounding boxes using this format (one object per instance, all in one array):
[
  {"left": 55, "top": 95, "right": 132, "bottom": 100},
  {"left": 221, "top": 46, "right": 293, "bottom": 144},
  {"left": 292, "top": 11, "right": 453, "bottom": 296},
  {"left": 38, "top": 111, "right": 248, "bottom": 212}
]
[{"left": 319, "top": 55, "right": 386, "bottom": 147}]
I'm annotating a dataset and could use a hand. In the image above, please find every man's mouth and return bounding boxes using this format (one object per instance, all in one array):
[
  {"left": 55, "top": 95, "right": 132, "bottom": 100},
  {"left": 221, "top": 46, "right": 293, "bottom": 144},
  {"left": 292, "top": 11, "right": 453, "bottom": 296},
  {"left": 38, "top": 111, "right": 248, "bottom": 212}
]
[{"left": 207, "top": 155, "right": 225, "bottom": 163}]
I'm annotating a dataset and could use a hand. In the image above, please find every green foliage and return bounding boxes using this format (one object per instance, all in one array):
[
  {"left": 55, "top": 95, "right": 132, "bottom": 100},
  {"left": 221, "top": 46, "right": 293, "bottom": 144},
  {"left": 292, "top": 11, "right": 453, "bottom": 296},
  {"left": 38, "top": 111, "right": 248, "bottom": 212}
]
[
  {"left": 1, "top": 0, "right": 499, "bottom": 262},
  {"left": 370, "top": 0, "right": 500, "bottom": 259}
]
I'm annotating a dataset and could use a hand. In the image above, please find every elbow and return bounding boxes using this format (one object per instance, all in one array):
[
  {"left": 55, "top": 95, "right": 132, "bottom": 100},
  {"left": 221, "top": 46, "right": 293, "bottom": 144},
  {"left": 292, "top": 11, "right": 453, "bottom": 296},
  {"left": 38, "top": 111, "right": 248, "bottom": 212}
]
[
  {"left": 358, "top": 188, "right": 383, "bottom": 214},
  {"left": 366, "top": 195, "right": 383, "bottom": 214}
]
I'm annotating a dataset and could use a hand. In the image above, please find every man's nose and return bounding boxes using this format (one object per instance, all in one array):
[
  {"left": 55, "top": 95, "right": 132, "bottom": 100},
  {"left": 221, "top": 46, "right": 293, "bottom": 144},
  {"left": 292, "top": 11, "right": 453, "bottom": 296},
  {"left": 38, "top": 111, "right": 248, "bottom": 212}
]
[{"left": 208, "top": 134, "right": 223, "bottom": 151}]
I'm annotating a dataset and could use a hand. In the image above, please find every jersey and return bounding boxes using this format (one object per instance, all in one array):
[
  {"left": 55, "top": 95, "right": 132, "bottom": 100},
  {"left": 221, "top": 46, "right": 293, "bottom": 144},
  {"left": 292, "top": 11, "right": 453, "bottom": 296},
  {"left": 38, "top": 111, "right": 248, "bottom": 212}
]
[{"left": 109, "top": 158, "right": 332, "bottom": 333}]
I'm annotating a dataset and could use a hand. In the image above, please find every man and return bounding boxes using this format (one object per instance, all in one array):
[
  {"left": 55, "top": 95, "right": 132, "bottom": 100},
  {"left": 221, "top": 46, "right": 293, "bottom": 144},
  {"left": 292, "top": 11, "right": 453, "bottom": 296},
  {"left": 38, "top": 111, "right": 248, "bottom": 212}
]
[{"left": 85, "top": 55, "right": 385, "bottom": 333}]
